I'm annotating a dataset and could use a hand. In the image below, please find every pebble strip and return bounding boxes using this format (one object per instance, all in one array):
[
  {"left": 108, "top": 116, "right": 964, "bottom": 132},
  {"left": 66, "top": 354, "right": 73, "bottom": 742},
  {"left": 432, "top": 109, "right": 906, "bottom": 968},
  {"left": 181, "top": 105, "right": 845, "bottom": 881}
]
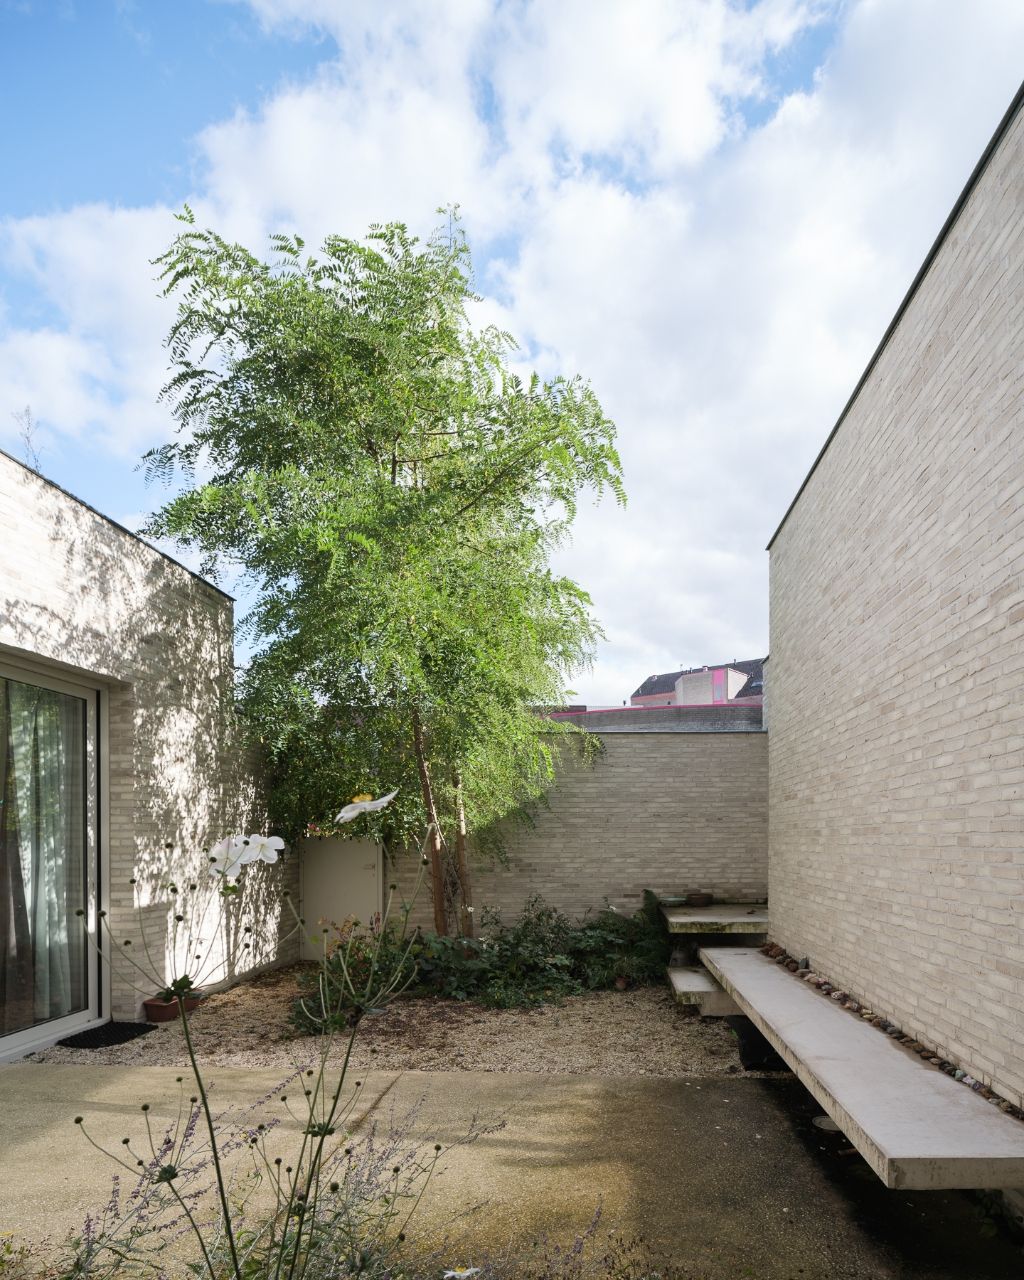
[{"left": 758, "top": 943, "right": 1024, "bottom": 1122}]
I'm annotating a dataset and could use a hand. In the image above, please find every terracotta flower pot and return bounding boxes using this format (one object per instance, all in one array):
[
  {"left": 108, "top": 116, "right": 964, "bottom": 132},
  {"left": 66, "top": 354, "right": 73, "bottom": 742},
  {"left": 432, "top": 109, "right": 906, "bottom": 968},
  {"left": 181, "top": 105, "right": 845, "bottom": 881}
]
[{"left": 143, "top": 993, "right": 202, "bottom": 1023}]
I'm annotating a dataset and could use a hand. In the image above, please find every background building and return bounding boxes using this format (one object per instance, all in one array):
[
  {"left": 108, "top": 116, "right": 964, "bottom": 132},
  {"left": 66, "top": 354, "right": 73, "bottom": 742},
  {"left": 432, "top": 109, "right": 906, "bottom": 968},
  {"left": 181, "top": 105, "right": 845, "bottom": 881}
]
[{"left": 630, "top": 657, "right": 764, "bottom": 708}]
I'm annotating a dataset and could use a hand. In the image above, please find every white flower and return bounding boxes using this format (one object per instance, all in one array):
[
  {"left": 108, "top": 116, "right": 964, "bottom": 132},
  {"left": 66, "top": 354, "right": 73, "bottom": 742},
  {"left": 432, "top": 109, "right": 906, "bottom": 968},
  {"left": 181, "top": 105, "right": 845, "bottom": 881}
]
[
  {"left": 209, "top": 835, "right": 247, "bottom": 879},
  {"left": 209, "top": 833, "right": 285, "bottom": 879},
  {"left": 443, "top": 1270, "right": 481, "bottom": 1279},
  {"left": 244, "top": 834, "right": 285, "bottom": 864},
  {"left": 335, "top": 789, "right": 399, "bottom": 824}
]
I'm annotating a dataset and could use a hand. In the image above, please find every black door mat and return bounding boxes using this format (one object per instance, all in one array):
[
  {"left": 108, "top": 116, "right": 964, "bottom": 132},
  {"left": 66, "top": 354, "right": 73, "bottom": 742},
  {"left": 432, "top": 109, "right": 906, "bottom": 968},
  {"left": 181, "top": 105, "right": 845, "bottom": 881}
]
[{"left": 56, "top": 1021, "right": 156, "bottom": 1049}]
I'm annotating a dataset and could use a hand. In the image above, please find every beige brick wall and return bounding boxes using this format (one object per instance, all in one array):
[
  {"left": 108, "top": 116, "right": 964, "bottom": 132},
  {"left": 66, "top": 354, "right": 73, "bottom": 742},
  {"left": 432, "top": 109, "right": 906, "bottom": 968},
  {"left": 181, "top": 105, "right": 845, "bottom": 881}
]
[
  {"left": 768, "top": 104, "right": 1024, "bottom": 1104},
  {"left": 0, "top": 452, "right": 296, "bottom": 1021},
  {"left": 393, "top": 731, "right": 768, "bottom": 929}
]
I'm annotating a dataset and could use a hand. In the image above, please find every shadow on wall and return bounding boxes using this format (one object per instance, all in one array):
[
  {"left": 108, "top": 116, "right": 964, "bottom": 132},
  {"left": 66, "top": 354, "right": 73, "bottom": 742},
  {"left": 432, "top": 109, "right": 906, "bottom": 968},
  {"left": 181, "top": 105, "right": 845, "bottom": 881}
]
[{"left": 1, "top": 473, "right": 295, "bottom": 1008}]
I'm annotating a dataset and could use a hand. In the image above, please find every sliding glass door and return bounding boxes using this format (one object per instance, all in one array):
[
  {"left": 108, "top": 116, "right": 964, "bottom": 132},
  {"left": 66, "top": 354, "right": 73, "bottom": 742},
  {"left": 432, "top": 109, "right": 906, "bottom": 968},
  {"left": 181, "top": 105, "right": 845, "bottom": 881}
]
[{"left": 0, "top": 666, "right": 97, "bottom": 1048}]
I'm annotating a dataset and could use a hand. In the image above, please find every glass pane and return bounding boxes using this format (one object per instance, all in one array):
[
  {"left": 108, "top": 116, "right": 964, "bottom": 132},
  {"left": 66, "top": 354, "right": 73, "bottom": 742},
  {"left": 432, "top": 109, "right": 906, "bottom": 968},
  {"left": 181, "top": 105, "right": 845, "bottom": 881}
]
[{"left": 0, "top": 676, "right": 88, "bottom": 1034}]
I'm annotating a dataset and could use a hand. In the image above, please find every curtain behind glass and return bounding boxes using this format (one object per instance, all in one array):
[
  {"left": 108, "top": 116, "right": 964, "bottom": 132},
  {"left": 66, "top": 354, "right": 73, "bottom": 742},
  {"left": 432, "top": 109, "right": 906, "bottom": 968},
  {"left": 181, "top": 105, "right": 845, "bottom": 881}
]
[{"left": 0, "top": 677, "right": 87, "bottom": 1035}]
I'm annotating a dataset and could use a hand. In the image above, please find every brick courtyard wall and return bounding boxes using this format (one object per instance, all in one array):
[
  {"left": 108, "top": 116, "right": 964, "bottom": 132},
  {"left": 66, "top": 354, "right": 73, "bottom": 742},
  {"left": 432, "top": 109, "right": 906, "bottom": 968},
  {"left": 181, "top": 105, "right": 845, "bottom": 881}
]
[
  {"left": 768, "top": 102, "right": 1024, "bottom": 1104},
  {"left": 393, "top": 730, "right": 768, "bottom": 929},
  {"left": 0, "top": 452, "right": 296, "bottom": 1020}
]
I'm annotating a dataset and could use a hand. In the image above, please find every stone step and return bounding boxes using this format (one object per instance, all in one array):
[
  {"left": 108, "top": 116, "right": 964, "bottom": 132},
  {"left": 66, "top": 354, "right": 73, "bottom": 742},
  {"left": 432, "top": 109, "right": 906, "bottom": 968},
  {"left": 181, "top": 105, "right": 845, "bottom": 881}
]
[
  {"left": 661, "top": 903, "right": 768, "bottom": 935},
  {"left": 701, "top": 946, "right": 1024, "bottom": 1191},
  {"left": 667, "top": 966, "right": 739, "bottom": 1017}
]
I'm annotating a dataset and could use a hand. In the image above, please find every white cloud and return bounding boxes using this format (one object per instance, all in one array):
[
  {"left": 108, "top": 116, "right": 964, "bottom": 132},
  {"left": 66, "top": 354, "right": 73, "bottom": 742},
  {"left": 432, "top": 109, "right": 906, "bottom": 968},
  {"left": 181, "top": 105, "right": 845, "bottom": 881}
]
[
  {"left": 0, "top": 204, "right": 179, "bottom": 456},
  {"left": 3, "top": 0, "right": 1024, "bottom": 702}
]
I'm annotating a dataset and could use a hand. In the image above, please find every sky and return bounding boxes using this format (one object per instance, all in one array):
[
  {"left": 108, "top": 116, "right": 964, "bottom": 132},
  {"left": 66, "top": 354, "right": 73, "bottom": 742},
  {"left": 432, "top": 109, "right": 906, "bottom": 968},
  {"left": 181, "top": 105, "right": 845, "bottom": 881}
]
[{"left": 2, "top": 0, "right": 1024, "bottom": 705}]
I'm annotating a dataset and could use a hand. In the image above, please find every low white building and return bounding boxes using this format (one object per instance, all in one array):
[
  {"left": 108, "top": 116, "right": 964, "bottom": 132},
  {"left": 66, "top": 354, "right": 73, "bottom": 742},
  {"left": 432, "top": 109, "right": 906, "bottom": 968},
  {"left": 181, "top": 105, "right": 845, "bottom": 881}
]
[{"left": 0, "top": 449, "right": 295, "bottom": 1057}]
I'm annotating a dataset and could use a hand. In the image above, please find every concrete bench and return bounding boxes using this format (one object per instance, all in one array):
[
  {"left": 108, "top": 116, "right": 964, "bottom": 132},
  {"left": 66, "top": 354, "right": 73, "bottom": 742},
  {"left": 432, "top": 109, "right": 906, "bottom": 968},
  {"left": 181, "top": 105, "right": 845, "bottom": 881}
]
[
  {"left": 701, "top": 946, "right": 1024, "bottom": 1190},
  {"left": 667, "top": 966, "right": 738, "bottom": 1016},
  {"left": 661, "top": 903, "right": 768, "bottom": 934}
]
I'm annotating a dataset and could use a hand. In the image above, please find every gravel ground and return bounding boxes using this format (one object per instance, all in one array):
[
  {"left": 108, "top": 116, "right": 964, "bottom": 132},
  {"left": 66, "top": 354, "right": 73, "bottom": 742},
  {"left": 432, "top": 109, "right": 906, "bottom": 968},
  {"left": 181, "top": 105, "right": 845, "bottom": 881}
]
[{"left": 30, "top": 963, "right": 747, "bottom": 1077}]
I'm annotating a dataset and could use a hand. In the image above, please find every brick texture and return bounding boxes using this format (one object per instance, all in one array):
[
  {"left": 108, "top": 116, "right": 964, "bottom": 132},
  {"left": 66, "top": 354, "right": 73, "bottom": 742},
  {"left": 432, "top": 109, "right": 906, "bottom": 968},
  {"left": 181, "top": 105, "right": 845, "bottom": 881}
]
[
  {"left": 394, "top": 731, "right": 768, "bottom": 930},
  {"left": 768, "top": 105, "right": 1024, "bottom": 1103},
  {"left": 0, "top": 453, "right": 296, "bottom": 1020}
]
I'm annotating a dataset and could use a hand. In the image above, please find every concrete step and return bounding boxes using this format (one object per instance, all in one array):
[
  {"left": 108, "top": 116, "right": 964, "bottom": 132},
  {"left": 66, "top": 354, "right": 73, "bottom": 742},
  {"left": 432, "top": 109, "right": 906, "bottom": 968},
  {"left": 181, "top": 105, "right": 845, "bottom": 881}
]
[
  {"left": 661, "top": 903, "right": 768, "bottom": 935},
  {"left": 667, "top": 966, "right": 738, "bottom": 1016},
  {"left": 701, "top": 946, "right": 1024, "bottom": 1191}
]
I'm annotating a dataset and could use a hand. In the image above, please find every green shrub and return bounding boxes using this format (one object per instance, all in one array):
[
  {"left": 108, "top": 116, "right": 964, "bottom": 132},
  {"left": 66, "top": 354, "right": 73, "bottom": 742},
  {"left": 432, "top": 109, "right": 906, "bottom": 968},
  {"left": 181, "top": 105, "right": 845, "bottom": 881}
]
[{"left": 293, "top": 892, "right": 670, "bottom": 1027}]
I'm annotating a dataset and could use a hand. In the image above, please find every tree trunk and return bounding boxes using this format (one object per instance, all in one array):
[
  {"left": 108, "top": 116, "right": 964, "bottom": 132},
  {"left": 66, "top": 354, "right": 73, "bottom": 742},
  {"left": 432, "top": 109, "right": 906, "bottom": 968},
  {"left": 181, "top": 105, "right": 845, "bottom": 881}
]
[
  {"left": 453, "top": 773, "right": 474, "bottom": 938},
  {"left": 411, "top": 708, "right": 449, "bottom": 935}
]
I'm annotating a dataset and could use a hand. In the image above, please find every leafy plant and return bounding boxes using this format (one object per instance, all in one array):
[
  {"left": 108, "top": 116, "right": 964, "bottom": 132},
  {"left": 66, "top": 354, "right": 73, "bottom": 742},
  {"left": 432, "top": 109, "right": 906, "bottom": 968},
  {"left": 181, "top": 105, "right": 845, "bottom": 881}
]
[
  {"left": 143, "top": 210, "right": 624, "bottom": 934},
  {"left": 293, "top": 892, "right": 670, "bottom": 1026}
]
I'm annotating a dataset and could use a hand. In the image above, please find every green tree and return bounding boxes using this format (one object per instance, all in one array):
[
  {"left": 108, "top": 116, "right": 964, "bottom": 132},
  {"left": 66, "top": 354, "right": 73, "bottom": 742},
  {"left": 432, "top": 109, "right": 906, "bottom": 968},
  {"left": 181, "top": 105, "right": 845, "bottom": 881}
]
[{"left": 145, "top": 209, "right": 624, "bottom": 933}]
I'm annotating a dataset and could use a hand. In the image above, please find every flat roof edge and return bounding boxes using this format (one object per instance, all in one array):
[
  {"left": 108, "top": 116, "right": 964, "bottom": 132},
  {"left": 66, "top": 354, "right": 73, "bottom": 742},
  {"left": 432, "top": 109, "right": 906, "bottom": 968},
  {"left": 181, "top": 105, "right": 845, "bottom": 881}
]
[
  {"left": 767, "top": 76, "right": 1024, "bottom": 551},
  {"left": 0, "top": 445, "right": 235, "bottom": 602}
]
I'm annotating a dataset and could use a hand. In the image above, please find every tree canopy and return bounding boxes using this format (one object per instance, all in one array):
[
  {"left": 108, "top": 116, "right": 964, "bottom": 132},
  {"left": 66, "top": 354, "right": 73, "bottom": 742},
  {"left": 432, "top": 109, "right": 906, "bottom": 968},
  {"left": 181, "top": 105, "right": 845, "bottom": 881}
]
[{"left": 145, "top": 209, "right": 624, "bottom": 932}]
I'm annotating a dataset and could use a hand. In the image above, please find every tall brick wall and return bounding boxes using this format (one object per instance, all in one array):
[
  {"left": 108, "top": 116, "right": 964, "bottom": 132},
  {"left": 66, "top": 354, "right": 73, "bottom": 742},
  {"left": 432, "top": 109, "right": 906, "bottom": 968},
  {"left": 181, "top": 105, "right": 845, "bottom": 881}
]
[
  {"left": 768, "top": 104, "right": 1024, "bottom": 1104},
  {"left": 0, "top": 452, "right": 296, "bottom": 1022},
  {"left": 393, "top": 731, "right": 768, "bottom": 929}
]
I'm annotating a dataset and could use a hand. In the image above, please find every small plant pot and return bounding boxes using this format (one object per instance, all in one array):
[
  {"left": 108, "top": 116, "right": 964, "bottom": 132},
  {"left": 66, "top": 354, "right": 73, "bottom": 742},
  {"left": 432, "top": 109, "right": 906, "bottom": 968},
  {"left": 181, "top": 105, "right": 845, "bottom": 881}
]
[
  {"left": 143, "top": 993, "right": 202, "bottom": 1023},
  {"left": 684, "top": 891, "right": 714, "bottom": 908}
]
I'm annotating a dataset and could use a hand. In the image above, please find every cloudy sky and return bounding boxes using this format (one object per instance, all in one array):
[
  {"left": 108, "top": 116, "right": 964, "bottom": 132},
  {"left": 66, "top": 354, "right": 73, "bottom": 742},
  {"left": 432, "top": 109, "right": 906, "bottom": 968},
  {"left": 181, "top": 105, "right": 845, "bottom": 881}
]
[{"left": 2, "top": 1, "right": 1024, "bottom": 704}]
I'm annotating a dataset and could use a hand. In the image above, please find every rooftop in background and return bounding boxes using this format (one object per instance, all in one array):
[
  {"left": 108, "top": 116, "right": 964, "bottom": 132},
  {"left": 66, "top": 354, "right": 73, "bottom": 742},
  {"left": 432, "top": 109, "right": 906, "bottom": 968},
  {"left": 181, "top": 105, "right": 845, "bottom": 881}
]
[{"left": 630, "top": 657, "right": 765, "bottom": 707}]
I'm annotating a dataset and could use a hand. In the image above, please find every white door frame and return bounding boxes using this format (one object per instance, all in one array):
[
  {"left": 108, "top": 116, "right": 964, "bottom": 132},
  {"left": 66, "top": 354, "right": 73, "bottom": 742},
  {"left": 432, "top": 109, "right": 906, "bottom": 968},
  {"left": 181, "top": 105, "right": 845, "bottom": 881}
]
[{"left": 0, "top": 655, "right": 108, "bottom": 1059}]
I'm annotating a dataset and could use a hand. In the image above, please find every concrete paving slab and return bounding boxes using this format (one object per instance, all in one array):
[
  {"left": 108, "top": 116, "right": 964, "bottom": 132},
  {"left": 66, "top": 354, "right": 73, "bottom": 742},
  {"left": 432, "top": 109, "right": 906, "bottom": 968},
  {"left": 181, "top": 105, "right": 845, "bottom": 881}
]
[
  {"left": 662, "top": 904, "right": 768, "bottom": 934},
  {"left": 2, "top": 1063, "right": 1023, "bottom": 1278},
  {"left": 702, "top": 946, "right": 1024, "bottom": 1190}
]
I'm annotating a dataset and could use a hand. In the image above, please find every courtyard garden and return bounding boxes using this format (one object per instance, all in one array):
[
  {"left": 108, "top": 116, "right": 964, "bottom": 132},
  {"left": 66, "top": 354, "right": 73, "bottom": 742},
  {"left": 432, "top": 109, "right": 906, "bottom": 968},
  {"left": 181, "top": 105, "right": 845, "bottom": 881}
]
[{"left": 2, "top": 187, "right": 1024, "bottom": 1280}]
